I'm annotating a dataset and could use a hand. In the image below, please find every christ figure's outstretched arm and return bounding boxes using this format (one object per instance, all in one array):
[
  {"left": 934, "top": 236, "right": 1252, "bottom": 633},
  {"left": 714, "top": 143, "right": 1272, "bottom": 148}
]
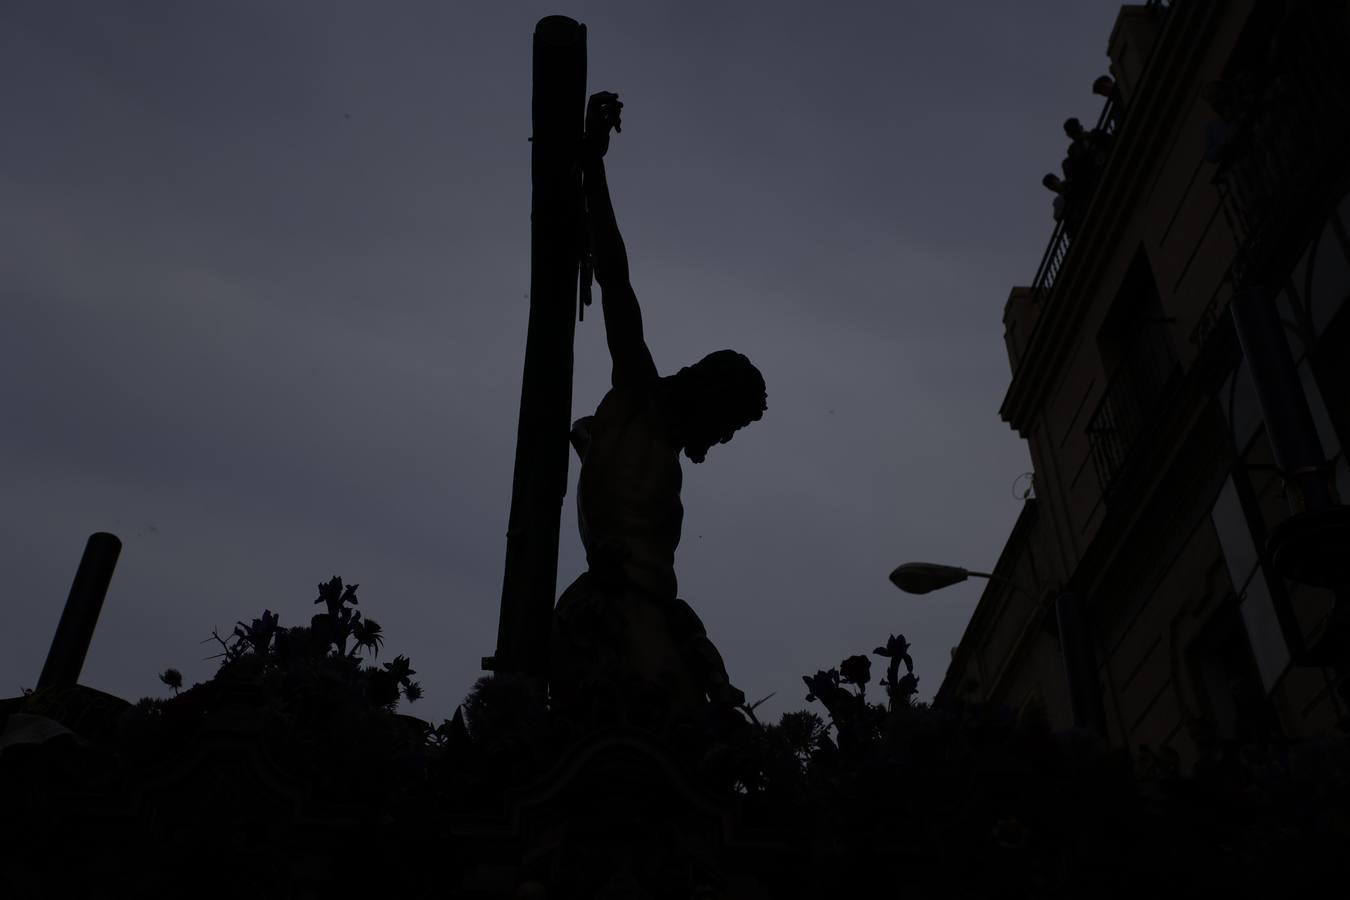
[{"left": 583, "top": 91, "right": 658, "bottom": 388}]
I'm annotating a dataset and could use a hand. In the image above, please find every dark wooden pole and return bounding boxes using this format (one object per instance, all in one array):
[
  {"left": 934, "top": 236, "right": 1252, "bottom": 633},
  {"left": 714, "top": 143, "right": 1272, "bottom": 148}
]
[
  {"left": 485, "top": 17, "right": 586, "bottom": 680},
  {"left": 37, "top": 532, "right": 122, "bottom": 690}
]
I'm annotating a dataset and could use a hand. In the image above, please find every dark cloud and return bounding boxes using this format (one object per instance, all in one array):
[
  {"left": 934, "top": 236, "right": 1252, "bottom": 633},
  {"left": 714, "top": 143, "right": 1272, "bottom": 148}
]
[{"left": 2, "top": 1, "right": 1121, "bottom": 721}]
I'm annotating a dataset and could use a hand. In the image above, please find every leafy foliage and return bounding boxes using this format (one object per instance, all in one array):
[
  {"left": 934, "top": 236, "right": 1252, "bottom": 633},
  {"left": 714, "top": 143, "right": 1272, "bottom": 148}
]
[
  {"left": 873, "top": 633, "right": 919, "bottom": 710},
  {"left": 158, "top": 668, "right": 182, "bottom": 695},
  {"left": 72, "top": 575, "right": 435, "bottom": 814},
  {"left": 685, "top": 631, "right": 1350, "bottom": 894},
  {"left": 11, "top": 580, "right": 1347, "bottom": 896}
]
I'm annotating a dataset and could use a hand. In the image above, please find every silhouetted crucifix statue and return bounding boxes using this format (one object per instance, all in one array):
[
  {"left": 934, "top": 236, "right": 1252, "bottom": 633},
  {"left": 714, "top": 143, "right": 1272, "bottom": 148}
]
[
  {"left": 490, "top": 19, "right": 765, "bottom": 727},
  {"left": 551, "top": 92, "right": 767, "bottom": 722}
]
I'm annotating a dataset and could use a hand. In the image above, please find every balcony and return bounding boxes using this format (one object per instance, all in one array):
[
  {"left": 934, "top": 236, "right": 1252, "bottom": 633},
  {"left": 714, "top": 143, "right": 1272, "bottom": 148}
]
[
  {"left": 1027, "top": 2, "right": 1182, "bottom": 310},
  {"left": 1086, "top": 323, "right": 1183, "bottom": 501},
  {"left": 1030, "top": 97, "right": 1120, "bottom": 307},
  {"left": 1212, "top": 1, "right": 1350, "bottom": 284}
]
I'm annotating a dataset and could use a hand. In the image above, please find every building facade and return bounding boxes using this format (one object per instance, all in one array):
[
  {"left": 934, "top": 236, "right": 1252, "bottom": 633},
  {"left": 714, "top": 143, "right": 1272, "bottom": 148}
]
[{"left": 939, "top": 0, "right": 1350, "bottom": 767}]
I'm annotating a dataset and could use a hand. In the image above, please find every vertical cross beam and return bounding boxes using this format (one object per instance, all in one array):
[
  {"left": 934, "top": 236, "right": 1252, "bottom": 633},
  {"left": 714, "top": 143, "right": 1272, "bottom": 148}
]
[{"left": 486, "top": 17, "right": 586, "bottom": 680}]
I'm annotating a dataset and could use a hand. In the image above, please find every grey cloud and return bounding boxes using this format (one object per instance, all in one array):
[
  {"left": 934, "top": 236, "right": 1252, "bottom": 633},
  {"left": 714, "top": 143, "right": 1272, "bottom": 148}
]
[{"left": 3, "top": 0, "right": 1120, "bottom": 725}]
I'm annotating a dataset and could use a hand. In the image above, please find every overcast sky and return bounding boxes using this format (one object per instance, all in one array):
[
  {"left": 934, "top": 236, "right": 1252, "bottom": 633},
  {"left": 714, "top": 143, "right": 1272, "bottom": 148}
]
[{"left": 3, "top": 1, "right": 1121, "bottom": 727}]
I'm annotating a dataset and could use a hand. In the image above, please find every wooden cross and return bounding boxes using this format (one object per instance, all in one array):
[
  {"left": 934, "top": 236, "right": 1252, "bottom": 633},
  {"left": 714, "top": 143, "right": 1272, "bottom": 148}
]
[{"left": 485, "top": 17, "right": 587, "bottom": 681}]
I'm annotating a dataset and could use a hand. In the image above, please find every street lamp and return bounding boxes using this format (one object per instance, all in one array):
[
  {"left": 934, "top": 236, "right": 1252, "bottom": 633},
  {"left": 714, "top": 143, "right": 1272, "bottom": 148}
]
[
  {"left": 890, "top": 560, "right": 1106, "bottom": 736},
  {"left": 888, "top": 561, "right": 1032, "bottom": 598}
]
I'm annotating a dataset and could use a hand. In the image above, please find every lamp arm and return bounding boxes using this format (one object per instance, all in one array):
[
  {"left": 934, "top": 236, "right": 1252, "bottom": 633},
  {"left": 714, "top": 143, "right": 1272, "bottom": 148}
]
[{"left": 967, "top": 571, "right": 1038, "bottom": 600}]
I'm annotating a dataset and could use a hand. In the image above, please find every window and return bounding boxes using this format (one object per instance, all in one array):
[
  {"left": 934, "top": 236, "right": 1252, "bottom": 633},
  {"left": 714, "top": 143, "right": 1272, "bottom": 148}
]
[
  {"left": 1219, "top": 360, "right": 1264, "bottom": 457},
  {"left": 1299, "top": 358, "right": 1341, "bottom": 465},
  {"left": 1212, "top": 475, "right": 1259, "bottom": 587},
  {"left": 1238, "top": 569, "right": 1291, "bottom": 693},
  {"left": 1190, "top": 597, "right": 1281, "bottom": 740},
  {"left": 1095, "top": 249, "right": 1174, "bottom": 384},
  {"left": 1311, "top": 272, "right": 1350, "bottom": 457},
  {"left": 1301, "top": 208, "right": 1350, "bottom": 340},
  {"left": 1086, "top": 249, "right": 1179, "bottom": 497},
  {"left": 1211, "top": 464, "right": 1299, "bottom": 695}
]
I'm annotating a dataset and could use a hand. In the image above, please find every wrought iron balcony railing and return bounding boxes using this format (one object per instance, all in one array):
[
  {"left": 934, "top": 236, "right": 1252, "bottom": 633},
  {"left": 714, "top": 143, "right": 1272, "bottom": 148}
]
[
  {"left": 1030, "top": 220, "right": 1071, "bottom": 307},
  {"left": 1030, "top": 91, "right": 1121, "bottom": 307},
  {"left": 1086, "top": 325, "right": 1183, "bottom": 501}
]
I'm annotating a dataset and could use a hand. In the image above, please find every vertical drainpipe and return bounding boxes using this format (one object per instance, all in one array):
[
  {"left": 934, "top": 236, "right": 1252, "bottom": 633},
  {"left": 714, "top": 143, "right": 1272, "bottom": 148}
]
[{"left": 1056, "top": 590, "right": 1108, "bottom": 735}]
